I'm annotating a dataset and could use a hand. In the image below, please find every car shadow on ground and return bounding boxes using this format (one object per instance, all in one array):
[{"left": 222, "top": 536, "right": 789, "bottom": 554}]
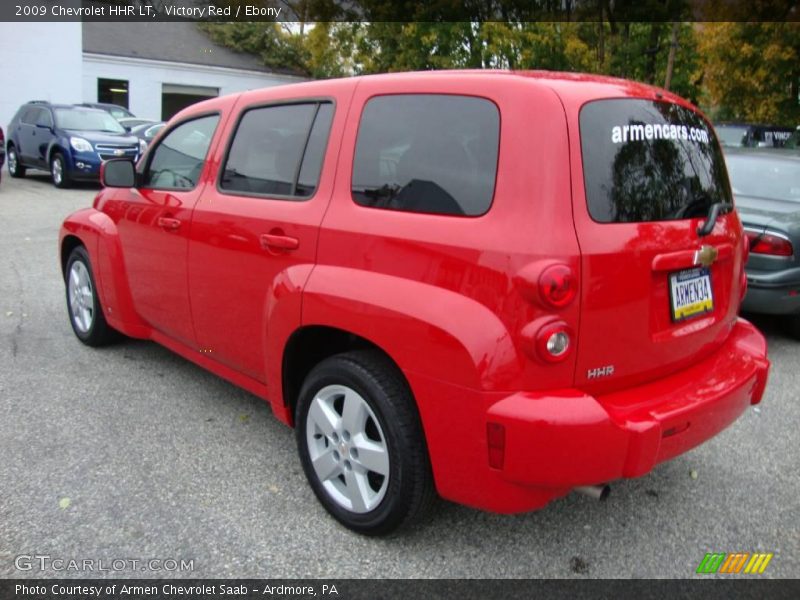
[
  {"left": 14, "top": 170, "right": 103, "bottom": 191},
  {"left": 742, "top": 311, "right": 797, "bottom": 343}
]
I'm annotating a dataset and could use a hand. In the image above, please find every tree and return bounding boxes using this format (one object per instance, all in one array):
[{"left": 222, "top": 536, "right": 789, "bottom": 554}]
[{"left": 697, "top": 23, "right": 800, "bottom": 124}]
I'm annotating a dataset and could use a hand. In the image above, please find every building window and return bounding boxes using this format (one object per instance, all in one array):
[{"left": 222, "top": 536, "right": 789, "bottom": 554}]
[
  {"left": 98, "top": 78, "right": 129, "bottom": 109},
  {"left": 161, "top": 84, "right": 219, "bottom": 121}
]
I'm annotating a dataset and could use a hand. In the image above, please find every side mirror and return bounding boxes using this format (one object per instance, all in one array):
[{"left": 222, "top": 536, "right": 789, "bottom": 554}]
[{"left": 101, "top": 159, "right": 136, "bottom": 188}]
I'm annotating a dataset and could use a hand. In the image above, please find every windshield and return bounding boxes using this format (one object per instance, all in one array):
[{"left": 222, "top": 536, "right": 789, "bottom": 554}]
[
  {"left": 726, "top": 155, "right": 800, "bottom": 203},
  {"left": 55, "top": 109, "right": 126, "bottom": 133},
  {"left": 580, "top": 99, "right": 732, "bottom": 223},
  {"left": 715, "top": 126, "right": 749, "bottom": 147}
]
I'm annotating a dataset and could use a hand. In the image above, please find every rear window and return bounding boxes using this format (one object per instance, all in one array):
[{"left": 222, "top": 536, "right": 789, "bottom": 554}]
[
  {"left": 726, "top": 155, "right": 800, "bottom": 203},
  {"left": 580, "top": 99, "right": 732, "bottom": 223},
  {"left": 352, "top": 95, "right": 499, "bottom": 217}
]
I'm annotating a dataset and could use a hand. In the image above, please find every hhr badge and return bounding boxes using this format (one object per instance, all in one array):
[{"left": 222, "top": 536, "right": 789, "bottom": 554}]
[
  {"left": 587, "top": 365, "right": 615, "bottom": 379},
  {"left": 694, "top": 245, "right": 718, "bottom": 268}
]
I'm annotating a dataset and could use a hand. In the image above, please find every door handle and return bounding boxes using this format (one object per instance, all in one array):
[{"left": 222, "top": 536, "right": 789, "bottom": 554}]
[
  {"left": 157, "top": 217, "right": 181, "bottom": 231},
  {"left": 260, "top": 233, "right": 299, "bottom": 251}
]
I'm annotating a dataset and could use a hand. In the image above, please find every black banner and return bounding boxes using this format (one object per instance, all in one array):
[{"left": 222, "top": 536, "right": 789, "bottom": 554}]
[
  {"left": 2, "top": 579, "right": 800, "bottom": 600},
  {"left": 1, "top": 0, "right": 799, "bottom": 22}
]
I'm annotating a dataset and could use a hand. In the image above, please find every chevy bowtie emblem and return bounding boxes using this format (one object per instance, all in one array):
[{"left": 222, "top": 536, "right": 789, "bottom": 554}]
[
  {"left": 114, "top": 149, "right": 125, "bottom": 156},
  {"left": 695, "top": 245, "right": 718, "bottom": 267}
]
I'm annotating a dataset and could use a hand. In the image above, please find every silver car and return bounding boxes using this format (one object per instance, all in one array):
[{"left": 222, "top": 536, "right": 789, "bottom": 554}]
[{"left": 725, "top": 148, "right": 800, "bottom": 337}]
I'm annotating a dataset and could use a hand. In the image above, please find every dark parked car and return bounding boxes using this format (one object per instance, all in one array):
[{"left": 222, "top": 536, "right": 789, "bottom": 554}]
[
  {"left": 726, "top": 148, "right": 800, "bottom": 336},
  {"left": 128, "top": 121, "right": 165, "bottom": 151},
  {"left": 783, "top": 127, "right": 800, "bottom": 149},
  {"left": 6, "top": 101, "right": 141, "bottom": 188},
  {"left": 77, "top": 102, "right": 135, "bottom": 120},
  {"left": 716, "top": 123, "right": 795, "bottom": 148}
]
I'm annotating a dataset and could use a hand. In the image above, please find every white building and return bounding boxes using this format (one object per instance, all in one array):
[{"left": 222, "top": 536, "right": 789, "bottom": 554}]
[{"left": 0, "top": 21, "right": 305, "bottom": 129}]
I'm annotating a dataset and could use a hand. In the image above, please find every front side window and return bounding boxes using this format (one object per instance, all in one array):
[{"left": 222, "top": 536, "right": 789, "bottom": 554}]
[
  {"left": 220, "top": 102, "right": 333, "bottom": 199},
  {"left": 352, "top": 94, "right": 500, "bottom": 217},
  {"left": 144, "top": 114, "right": 220, "bottom": 190},
  {"left": 580, "top": 99, "right": 732, "bottom": 223}
]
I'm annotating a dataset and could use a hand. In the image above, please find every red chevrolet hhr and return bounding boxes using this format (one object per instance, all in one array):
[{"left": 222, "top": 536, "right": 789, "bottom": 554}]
[{"left": 60, "top": 71, "right": 770, "bottom": 535}]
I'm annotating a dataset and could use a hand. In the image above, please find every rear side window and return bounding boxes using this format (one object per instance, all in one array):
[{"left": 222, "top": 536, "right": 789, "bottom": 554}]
[
  {"left": 220, "top": 102, "right": 333, "bottom": 199},
  {"left": 352, "top": 95, "right": 500, "bottom": 217},
  {"left": 20, "top": 107, "right": 40, "bottom": 125},
  {"left": 581, "top": 99, "right": 732, "bottom": 223}
]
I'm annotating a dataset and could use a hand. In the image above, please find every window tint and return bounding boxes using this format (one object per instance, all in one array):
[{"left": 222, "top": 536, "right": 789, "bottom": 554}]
[
  {"left": 580, "top": 99, "right": 732, "bottom": 223},
  {"left": 352, "top": 95, "right": 499, "bottom": 217},
  {"left": 21, "top": 107, "right": 40, "bottom": 125},
  {"left": 221, "top": 102, "right": 332, "bottom": 199},
  {"left": 297, "top": 103, "right": 333, "bottom": 196},
  {"left": 34, "top": 109, "right": 52, "bottom": 128},
  {"left": 144, "top": 114, "right": 219, "bottom": 189}
]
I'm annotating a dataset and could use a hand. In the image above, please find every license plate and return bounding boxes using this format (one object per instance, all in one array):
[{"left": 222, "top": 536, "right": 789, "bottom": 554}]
[{"left": 669, "top": 267, "right": 714, "bottom": 322}]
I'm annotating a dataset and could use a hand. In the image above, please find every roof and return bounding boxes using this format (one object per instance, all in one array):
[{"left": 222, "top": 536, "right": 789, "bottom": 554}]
[{"left": 82, "top": 21, "right": 302, "bottom": 77}]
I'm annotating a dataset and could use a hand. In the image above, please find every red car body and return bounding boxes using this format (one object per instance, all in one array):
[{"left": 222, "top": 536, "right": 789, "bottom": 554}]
[{"left": 60, "top": 71, "right": 769, "bottom": 517}]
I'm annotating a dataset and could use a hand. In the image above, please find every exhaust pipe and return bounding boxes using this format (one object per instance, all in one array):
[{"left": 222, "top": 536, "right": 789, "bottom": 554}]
[{"left": 574, "top": 484, "right": 610, "bottom": 501}]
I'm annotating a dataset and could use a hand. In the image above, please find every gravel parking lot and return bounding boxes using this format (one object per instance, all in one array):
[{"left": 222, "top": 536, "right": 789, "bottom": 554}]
[{"left": 0, "top": 173, "right": 798, "bottom": 579}]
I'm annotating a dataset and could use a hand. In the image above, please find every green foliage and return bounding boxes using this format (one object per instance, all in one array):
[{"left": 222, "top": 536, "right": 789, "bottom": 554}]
[
  {"left": 198, "top": 21, "right": 309, "bottom": 75},
  {"left": 698, "top": 23, "right": 800, "bottom": 124},
  {"left": 196, "top": 16, "right": 798, "bottom": 124}
]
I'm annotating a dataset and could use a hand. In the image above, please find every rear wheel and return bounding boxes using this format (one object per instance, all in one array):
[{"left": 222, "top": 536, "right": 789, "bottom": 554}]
[
  {"left": 65, "top": 246, "right": 117, "bottom": 346},
  {"left": 51, "top": 152, "right": 70, "bottom": 188},
  {"left": 296, "top": 350, "right": 435, "bottom": 535},
  {"left": 787, "top": 315, "right": 800, "bottom": 340},
  {"left": 7, "top": 145, "right": 25, "bottom": 178}
]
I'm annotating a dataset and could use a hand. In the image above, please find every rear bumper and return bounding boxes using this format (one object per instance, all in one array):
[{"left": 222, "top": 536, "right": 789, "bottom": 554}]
[{"left": 410, "top": 318, "right": 769, "bottom": 513}]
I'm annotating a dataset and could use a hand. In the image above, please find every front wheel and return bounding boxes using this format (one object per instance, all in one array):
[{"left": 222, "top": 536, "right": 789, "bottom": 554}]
[
  {"left": 51, "top": 152, "right": 71, "bottom": 188},
  {"left": 65, "top": 246, "right": 117, "bottom": 346},
  {"left": 296, "top": 350, "right": 435, "bottom": 535}
]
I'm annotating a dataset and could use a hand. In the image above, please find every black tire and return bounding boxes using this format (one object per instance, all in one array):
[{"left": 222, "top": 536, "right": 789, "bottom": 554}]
[
  {"left": 296, "top": 350, "right": 435, "bottom": 535},
  {"left": 7, "top": 144, "right": 25, "bottom": 178},
  {"left": 65, "top": 246, "right": 118, "bottom": 346},
  {"left": 51, "top": 151, "right": 71, "bottom": 188},
  {"left": 787, "top": 314, "right": 800, "bottom": 340}
]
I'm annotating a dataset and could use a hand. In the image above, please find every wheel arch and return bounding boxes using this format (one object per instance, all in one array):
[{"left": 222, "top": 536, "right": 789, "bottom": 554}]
[
  {"left": 60, "top": 209, "right": 149, "bottom": 338},
  {"left": 299, "top": 265, "right": 520, "bottom": 395},
  {"left": 282, "top": 325, "right": 404, "bottom": 426},
  {"left": 48, "top": 142, "right": 70, "bottom": 166}
]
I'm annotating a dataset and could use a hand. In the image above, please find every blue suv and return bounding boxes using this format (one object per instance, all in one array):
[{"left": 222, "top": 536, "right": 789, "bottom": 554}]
[{"left": 6, "top": 101, "right": 141, "bottom": 188}]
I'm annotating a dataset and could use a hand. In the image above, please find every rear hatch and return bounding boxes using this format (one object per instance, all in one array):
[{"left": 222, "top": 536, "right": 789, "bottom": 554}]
[{"left": 573, "top": 98, "right": 744, "bottom": 394}]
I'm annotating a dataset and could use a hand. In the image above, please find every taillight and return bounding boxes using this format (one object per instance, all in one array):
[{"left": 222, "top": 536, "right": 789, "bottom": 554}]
[
  {"left": 538, "top": 264, "right": 577, "bottom": 308},
  {"left": 535, "top": 321, "right": 573, "bottom": 363},
  {"left": 746, "top": 231, "right": 793, "bottom": 257}
]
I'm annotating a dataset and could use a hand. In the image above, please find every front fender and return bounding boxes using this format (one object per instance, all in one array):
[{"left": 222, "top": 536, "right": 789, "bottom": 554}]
[
  {"left": 60, "top": 208, "right": 150, "bottom": 338},
  {"left": 301, "top": 266, "right": 520, "bottom": 391}
]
